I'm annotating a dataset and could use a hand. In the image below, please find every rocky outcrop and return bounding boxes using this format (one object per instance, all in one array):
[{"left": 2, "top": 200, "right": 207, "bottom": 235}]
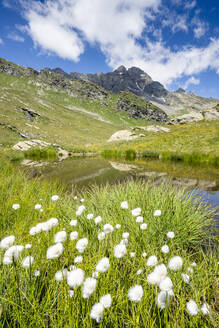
[
  {"left": 15, "top": 107, "right": 40, "bottom": 122},
  {"left": 108, "top": 130, "right": 138, "bottom": 142},
  {"left": 169, "top": 112, "right": 204, "bottom": 124},
  {"left": 203, "top": 110, "right": 219, "bottom": 121},
  {"left": 12, "top": 139, "right": 50, "bottom": 151},
  {"left": 0, "top": 122, "right": 28, "bottom": 138}
]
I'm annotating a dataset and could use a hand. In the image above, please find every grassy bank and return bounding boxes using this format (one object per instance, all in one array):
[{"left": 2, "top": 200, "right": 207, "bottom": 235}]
[{"left": 0, "top": 161, "right": 218, "bottom": 327}]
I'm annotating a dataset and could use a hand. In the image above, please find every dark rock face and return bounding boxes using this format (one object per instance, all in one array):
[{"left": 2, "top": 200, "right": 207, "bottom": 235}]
[{"left": 68, "top": 65, "right": 168, "bottom": 99}]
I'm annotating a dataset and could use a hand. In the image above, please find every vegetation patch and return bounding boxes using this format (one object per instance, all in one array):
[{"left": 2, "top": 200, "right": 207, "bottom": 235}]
[{"left": 0, "top": 161, "right": 218, "bottom": 327}]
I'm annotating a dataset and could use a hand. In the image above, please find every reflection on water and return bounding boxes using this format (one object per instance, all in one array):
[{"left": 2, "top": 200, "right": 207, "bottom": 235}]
[{"left": 23, "top": 157, "right": 219, "bottom": 216}]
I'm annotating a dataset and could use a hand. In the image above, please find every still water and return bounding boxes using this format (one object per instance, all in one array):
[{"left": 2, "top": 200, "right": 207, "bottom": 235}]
[{"left": 22, "top": 157, "right": 219, "bottom": 225}]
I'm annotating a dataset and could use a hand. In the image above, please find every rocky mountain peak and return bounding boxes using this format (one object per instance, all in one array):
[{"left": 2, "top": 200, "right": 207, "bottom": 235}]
[{"left": 114, "top": 65, "right": 127, "bottom": 73}]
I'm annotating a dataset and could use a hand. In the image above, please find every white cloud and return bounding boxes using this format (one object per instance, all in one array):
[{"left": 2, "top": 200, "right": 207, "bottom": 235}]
[
  {"left": 7, "top": 33, "right": 24, "bottom": 42},
  {"left": 193, "top": 20, "right": 208, "bottom": 39},
  {"left": 20, "top": 0, "right": 219, "bottom": 85},
  {"left": 0, "top": 37, "right": 3, "bottom": 44},
  {"left": 183, "top": 76, "right": 200, "bottom": 89},
  {"left": 185, "top": 1, "right": 196, "bottom": 10}
]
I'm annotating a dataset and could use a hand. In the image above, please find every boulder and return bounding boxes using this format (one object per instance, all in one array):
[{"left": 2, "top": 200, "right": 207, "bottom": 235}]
[
  {"left": 203, "top": 110, "right": 219, "bottom": 121},
  {"left": 12, "top": 139, "right": 50, "bottom": 151},
  {"left": 170, "top": 112, "right": 203, "bottom": 124},
  {"left": 108, "top": 130, "right": 138, "bottom": 142}
]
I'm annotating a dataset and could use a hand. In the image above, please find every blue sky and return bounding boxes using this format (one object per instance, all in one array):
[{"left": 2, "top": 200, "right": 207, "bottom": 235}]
[{"left": 0, "top": 0, "right": 218, "bottom": 98}]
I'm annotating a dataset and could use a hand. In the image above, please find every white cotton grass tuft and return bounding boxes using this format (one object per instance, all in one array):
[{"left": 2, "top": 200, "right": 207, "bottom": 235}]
[
  {"left": 22, "top": 256, "right": 34, "bottom": 268},
  {"left": 100, "top": 294, "right": 112, "bottom": 308},
  {"left": 34, "top": 270, "right": 40, "bottom": 277},
  {"left": 25, "top": 243, "right": 31, "bottom": 249},
  {"left": 12, "top": 203, "right": 20, "bottom": 210},
  {"left": 121, "top": 201, "right": 128, "bottom": 209},
  {"left": 76, "top": 205, "right": 85, "bottom": 216},
  {"left": 147, "top": 255, "right": 158, "bottom": 267},
  {"left": 168, "top": 256, "right": 183, "bottom": 271},
  {"left": 70, "top": 231, "right": 78, "bottom": 240},
  {"left": 154, "top": 210, "right": 161, "bottom": 217},
  {"left": 94, "top": 216, "right": 102, "bottom": 224},
  {"left": 159, "top": 277, "right": 173, "bottom": 292},
  {"left": 186, "top": 300, "right": 199, "bottom": 315},
  {"left": 114, "top": 244, "right": 127, "bottom": 258},
  {"left": 55, "top": 269, "right": 67, "bottom": 281},
  {"left": 74, "top": 196, "right": 77, "bottom": 200},
  {"left": 0, "top": 235, "right": 15, "bottom": 249},
  {"left": 137, "top": 269, "right": 143, "bottom": 275},
  {"left": 54, "top": 231, "right": 67, "bottom": 243},
  {"left": 69, "top": 290, "right": 74, "bottom": 298},
  {"left": 90, "top": 303, "right": 104, "bottom": 323},
  {"left": 70, "top": 220, "right": 77, "bottom": 226},
  {"left": 131, "top": 208, "right": 141, "bottom": 217},
  {"left": 75, "top": 238, "right": 88, "bottom": 253},
  {"left": 29, "top": 218, "right": 58, "bottom": 235},
  {"left": 136, "top": 216, "right": 143, "bottom": 223},
  {"left": 147, "top": 272, "right": 161, "bottom": 285},
  {"left": 191, "top": 262, "right": 197, "bottom": 267},
  {"left": 96, "top": 257, "right": 110, "bottom": 273},
  {"left": 87, "top": 213, "right": 94, "bottom": 220},
  {"left": 51, "top": 195, "right": 59, "bottom": 201},
  {"left": 181, "top": 273, "right": 190, "bottom": 283},
  {"left": 161, "top": 245, "right": 169, "bottom": 254},
  {"left": 82, "top": 277, "right": 97, "bottom": 298},
  {"left": 80, "top": 198, "right": 84, "bottom": 203},
  {"left": 128, "top": 285, "right": 143, "bottom": 302},
  {"left": 98, "top": 232, "right": 105, "bottom": 241},
  {"left": 156, "top": 291, "right": 169, "bottom": 309},
  {"left": 167, "top": 231, "right": 175, "bottom": 239},
  {"left": 74, "top": 256, "right": 83, "bottom": 264},
  {"left": 122, "top": 232, "right": 129, "bottom": 239},
  {"left": 142, "top": 252, "right": 147, "bottom": 257},
  {"left": 130, "top": 252, "right": 135, "bottom": 258},
  {"left": 34, "top": 204, "right": 42, "bottom": 210},
  {"left": 103, "top": 224, "right": 114, "bottom": 234},
  {"left": 3, "top": 245, "right": 24, "bottom": 264},
  {"left": 140, "top": 223, "right": 147, "bottom": 230},
  {"left": 46, "top": 243, "right": 64, "bottom": 260},
  {"left": 67, "top": 268, "right": 85, "bottom": 288},
  {"left": 187, "top": 267, "right": 194, "bottom": 274},
  {"left": 115, "top": 224, "right": 121, "bottom": 229},
  {"left": 201, "top": 302, "right": 210, "bottom": 315},
  {"left": 92, "top": 271, "right": 99, "bottom": 278},
  {"left": 147, "top": 264, "right": 167, "bottom": 286}
]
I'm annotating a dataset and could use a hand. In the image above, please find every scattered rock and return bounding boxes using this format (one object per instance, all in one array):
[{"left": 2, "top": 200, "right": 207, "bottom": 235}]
[{"left": 108, "top": 130, "right": 138, "bottom": 142}]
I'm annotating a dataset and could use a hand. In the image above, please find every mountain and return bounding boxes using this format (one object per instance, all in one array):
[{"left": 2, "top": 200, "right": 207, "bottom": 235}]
[{"left": 49, "top": 65, "right": 218, "bottom": 115}]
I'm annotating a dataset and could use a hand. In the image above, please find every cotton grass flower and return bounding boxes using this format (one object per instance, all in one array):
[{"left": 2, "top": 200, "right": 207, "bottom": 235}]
[
  {"left": 142, "top": 252, "right": 147, "bottom": 257},
  {"left": 54, "top": 231, "right": 67, "bottom": 243},
  {"left": 80, "top": 198, "right": 84, "bottom": 203},
  {"left": 12, "top": 204, "right": 20, "bottom": 210},
  {"left": 90, "top": 303, "right": 104, "bottom": 323},
  {"left": 191, "top": 262, "right": 197, "bottom": 267},
  {"left": 147, "top": 255, "right": 158, "bottom": 267},
  {"left": 159, "top": 277, "right": 173, "bottom": 292},
  {"left": 103, "top": 224, "right": 114, "bottom": 234},
  {"left": 67, "top": 268, "right": 85, "bottom": 288},
  {"left": 140, "top": 223, "right": 147, "bottom": 230},
  {"left": 154, "top": 210, "right": 161, "bottom": 217},
  {"left": 186, "top": 300, "right": 199, "bottom": 315},
  {"left": 156, "top": 291, "right": 169, "bottom": 309},
  {"left": 201, "top": 302, "right": 210, "bottom": 315},
  {"left": 147, "top": 264, "right": 167, "bottom": 286},
  {"left": 115, "top": 224, "right": 121, "bottom": 229},
  {"left": 136, "top": 216, "right": 143, "bottom": 223},
  {"left": 76, "top": 205, "right": 85, "bottom": 216},
  {"left": 121, "top": 201, "right": 128, "bottom": 209},
  {"left": 69, "top": 290, "right": 74, "bottom": 298},
  {"left": 131, "top": 208, "right": 141, "bottom": 216},
  {"left": 0, "top": 235, "right": 15, "bottom": 249},
  {"left": 122, "top": 232, "right": 129, "bottom": 239},
  {"left": 55, "top": 270, "right": 67, "bottom": 281},
  {"left": 70, "top": 220, "right": 77, "bottom": 226},
  {"left": 76, "top": 238, "right": 88, "bottom": 253},
  {"left": 22, "top": 256, "right": 34, "bottom": 268},
  {"left": 130, "top": 252, "right": 135, "bottom": 258},
  {"left": 94, "top": 216, "right": 102, "bottom": 224},
  {"left": 92, "top": 271, "right": 99, "bottom": 278},
  {"left": 70, "top": 231, "right": 78, "bottom": 240},
  {"left": 25, "top": 243, "right": 31, "bottom": 249},
  {"left": 187, "top": 267, "right": 194, "bottom": 274},
  {"left": 3, "top": 245, "right": 24, "bottom": 264},
  {"left": 96, "top": 257, "right": 110, "bottom": 273},
  {"left": 100, "top": 294, "right": 112, "bottom": 308},
  {"left": 128, "top": 285, "right": 143, "bottom": 302},
  {"left": 161, "top": 245, "right": 169, "bottom": 254},
  {"left": 74, "top": 256, "right": 83, "bottom": 264},
  {"left": 87, "top": 213, "right": 94, "bottom": 220},
  {"left": 147, "top": 272, "right": 161, "bottom": 285},
  {"left": 168, "top": 256, "right": 183, "bottom": 271},
  {"left": 98, "top": 232, "right": 105, "bottom": 241},
  {"left": 167, "top": 231, "right": 175, "bottom": 239},
  {"left": 137, "top": 269, "right": 143, "bottom": 275},
  {"left": 181, "top": 273, "right": 190, "bottom": 283},
  {"left": 74, "top": 196, "right": 77, "bottom": 200},
  {"left": 114, "top": 244, "right": 127, "bottom": 258},
  {"left": 34, "top": 204, "right": 42, "bottom": 210},
  {"left": 46, "top": 243, "right": 64, "bottom": 260},
  {"left": 34, "top": 270, "right": 40, "bottom": 277},
  {"left": 82, "top": 277, "right": 97, "bottom": 298},
  {"left": 51, "top": 195, "right": 59, "bottom": 201}
]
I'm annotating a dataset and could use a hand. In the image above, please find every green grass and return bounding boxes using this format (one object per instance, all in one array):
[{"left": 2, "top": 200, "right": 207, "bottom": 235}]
[
  {"left": 24, "top": 148, "right": 57, "bottom": 160},
  {"left": 0, "top": 161, "right": 218, "bottom": 327}
]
